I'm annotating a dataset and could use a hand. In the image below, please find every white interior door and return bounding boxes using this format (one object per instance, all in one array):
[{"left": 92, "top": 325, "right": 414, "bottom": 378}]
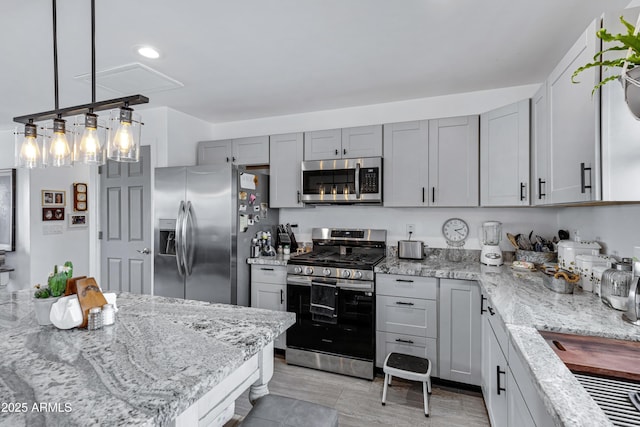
[{"left": 100, "top": 146, "right": 151, "bottom": 293}]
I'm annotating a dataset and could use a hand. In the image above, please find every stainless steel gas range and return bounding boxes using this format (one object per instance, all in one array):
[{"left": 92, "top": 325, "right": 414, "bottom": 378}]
[{"left": 286, "top": 228, "right": 386, "bottom": 380}]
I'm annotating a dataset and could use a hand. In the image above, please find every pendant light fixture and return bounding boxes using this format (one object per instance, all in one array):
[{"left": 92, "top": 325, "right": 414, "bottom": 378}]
[{"left": 13, "top": 0, "right": 148, "bottom": 168}]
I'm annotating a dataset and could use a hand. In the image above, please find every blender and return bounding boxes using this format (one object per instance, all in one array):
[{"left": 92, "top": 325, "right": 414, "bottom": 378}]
[{"left": 480, "top": 221, "right": 503, "bottom": 266}]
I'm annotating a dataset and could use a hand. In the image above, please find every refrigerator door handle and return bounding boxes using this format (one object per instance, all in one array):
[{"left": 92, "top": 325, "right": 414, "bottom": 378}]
[
  {"left": 181, "top": 201, "right": 190, "bottom": 276},
  {"left": 175, "top": 201, "right": 186, "bottom": 277},
  {"left": 184, "top": 201, "right": 195, "bottom": 276}
]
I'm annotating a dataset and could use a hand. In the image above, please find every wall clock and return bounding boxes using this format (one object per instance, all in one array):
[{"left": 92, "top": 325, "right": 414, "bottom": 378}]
[
  {"left": 442, "top": 218, "right": 469, "bottom": 247},
  {"left": 73, "top": 183, "right": 88, "bottom": 212}
]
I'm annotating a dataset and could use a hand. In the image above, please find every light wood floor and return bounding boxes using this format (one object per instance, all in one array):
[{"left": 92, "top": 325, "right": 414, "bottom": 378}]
[{"left": 225, "top": 355, "right": 490, "bottom": 426}]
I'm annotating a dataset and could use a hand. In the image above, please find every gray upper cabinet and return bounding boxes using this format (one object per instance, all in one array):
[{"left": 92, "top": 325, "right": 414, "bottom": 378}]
[
  {"left": 303, "top": 129, "right": 342, "bottom": 160},
  {"left": 532, "top": 83, "right": 551, "bottom": 205},
  {"left": 341, "top": 125, "right": 383, "bottom": 158},
  {"left": 304, "top": 125, "right": 382, "bottom": 161},
  {"left": 269, "top": 133, "right": 304, "bottom": 208},
  {"left": 197, "top": 139, "right": 233, "bottom": 166},
  {"left": 197, "top": 136, "right": 269, "bottom": 166},
  {"left": 383, "top": 121, "right": 429, "bottom": 207},
  {"left": 547, "top": 19, "right": 599, "bottom": 204},
  {"left": 429, "top": 116, "right": 479, "bottom": 207},
  {"left": 384, "top": 117, "right": 478, "bottom": 207},
  {"left": 480, "top": 100, "right": 530, "bottom": 206}
]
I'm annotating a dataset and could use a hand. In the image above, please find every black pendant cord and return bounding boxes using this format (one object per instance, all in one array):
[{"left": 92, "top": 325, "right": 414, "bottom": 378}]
[
  {"left": 91, "top": 0, "right": 96, "bottom": 106},
  {"left": 52, "top": 0, "right": 59, "bottom": 111}
]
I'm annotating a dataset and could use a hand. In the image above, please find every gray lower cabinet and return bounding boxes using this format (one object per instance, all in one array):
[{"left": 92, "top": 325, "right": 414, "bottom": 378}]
[
  {"left": 481, "top": 293, "right": 554, "bottom": 427},
  {"left": 250, "top": 265, "right": 287, "bottom": 350},
  {"left": 439, "top": 279, "right": 481, "bottom": 386},
  {"left": 375, "top": 274, "right": 438, "bottom": 377}
]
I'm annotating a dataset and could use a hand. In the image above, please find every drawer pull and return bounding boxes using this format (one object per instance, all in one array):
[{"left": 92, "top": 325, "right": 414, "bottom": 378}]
[
  {"left": 395, "top": 301, "right": 414, "bottom": 306},
  {"left": 497, "top": 365, "right": 506, "bottom": 395},
  {"left": 395, "top": 338, "right": 414, "bottom": 344},
  {"left": 480, "top": 295, "right": 487, "bottom": 314},
  {"left": 395, "top": 279, "right": 415, "bottom": 283},
  {"left": 280, "top": 289, "right": 284, "bottom": 305},
  {"left": 260, "top": 267, "right": 275, "bottom": 271}
]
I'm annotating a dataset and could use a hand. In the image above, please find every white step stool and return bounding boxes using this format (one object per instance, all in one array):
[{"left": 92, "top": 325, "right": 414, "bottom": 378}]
[{"left": 381, "top": 352, "right": 432, "bottom": 417}]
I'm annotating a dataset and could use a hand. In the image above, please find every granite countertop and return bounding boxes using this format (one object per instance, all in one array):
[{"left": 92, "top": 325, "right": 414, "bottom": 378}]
[
  {"left": 0, "top": 291, "right": 295, "bottom": 426},
  {"left": 376, "top": 254, "right": 640, "bottom": 427}
]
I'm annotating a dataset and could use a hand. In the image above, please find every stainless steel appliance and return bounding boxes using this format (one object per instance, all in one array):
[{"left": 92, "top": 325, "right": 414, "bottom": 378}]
[
  {"left": 398, "top": 240, "right": 425, "bottom": 260},
  {"left": 154, "top": 164, "right": 278, "bottom": 305},
  {"left": 300, "top": 157, "right": 382, "bottom": 204},
  {"left": 480, "top": 221, "right": 503, "bottom": 266},
  {"left": 286, "top": 227, "right": 386, "bottom": 380}
]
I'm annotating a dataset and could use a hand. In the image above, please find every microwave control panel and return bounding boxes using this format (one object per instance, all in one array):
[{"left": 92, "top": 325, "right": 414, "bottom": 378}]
[{"left": 360, "top": 168, "right": 379, "bottom": 193}]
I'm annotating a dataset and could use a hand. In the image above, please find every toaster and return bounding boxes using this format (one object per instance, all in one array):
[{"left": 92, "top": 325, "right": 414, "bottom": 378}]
[{"left": 398, "top": 240, "right": 425, "bottom": 260}]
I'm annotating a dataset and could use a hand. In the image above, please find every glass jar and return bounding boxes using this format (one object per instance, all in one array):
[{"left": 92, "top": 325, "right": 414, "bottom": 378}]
[
  {"left": 87, "top": 306, "right": 103, "bottom": 330},
  {"left": 102, "top": 303, "right": 115, "bottom": 326},
  {"left": 601, "top": 259, "right": 633, "bottom": 311}
]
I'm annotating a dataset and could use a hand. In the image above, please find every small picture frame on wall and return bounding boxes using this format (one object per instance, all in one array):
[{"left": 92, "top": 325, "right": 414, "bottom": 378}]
[
  {"left": 68, "top": 213, "right": 88, "bottom": 228},
  {"left": 42, "top": 190, "right": 65, "bottom": 207},
  {"left": 42, "top": 207, "right": 65, "bottom": 221}
]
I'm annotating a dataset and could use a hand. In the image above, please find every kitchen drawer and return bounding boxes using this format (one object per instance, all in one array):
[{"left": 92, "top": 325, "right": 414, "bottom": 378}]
[
  {"left": 251, "top": 265, "right": 287, "bottom": 285},
  {"left": 377, "top": 295, "right": 437, "bottom": 338},
  {"left": 376, "top": 331, "right": 438, "bottom": 376},
  {"left": 376, "top": 274, "right": 437, "bottom": 299},
  {"left": 508, "top": 340, "right": 555, "bottom": 426}
]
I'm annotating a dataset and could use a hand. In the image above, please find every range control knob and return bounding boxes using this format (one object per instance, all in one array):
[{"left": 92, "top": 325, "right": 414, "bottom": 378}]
[
  {"left": 353, "top": 271, "right": 363, "bottom": 279},
  {"left": 304, "top": 267, "right": 314, "bottom": 275},
  {"left": 293, "top": 266, "right": 302, "bottom": 274},
  {"left": 322, "top": 268, "right": 332, "bottom": 277},
  {"left": 341, "top": 270, "right": 351, "bottom": 278}
]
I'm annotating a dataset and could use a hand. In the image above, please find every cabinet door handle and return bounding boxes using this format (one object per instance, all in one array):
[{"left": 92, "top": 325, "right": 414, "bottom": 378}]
[
  {"left": 422, "top": 187, "right": 425, "bottom": 203},
  {"left": 260, "top": 267, "right": 274, "bottom": 271},
  {"left": 488, "top": 306, "right": 495, "bottom": 316},
  {"left": 226, "top": 157, "right": 230, "bottom": 163},
  {"left": 497, "top": 366, "right": 506, "bottom": 395},
  {"left": 395, "top": 338, "right": 414, "bottom": 344},
  {"left": 395, "top": 301, "right": 415, "bottom": 306},
  {"left": 297, "top": 191, "right": 301, "bottom": 204},
  {"left": 281, "top": 289, "right": 284, "bottom": 305},
  {"left": 580, "top": 163, "right": 592, "bottom": 193},
  {"left": 520, "top": 182, "right": 526, "bottom": 201},
  {"left": 343, "top": 148, "right": 347, "bottom": 155},
  {"left": 538, "top": 178, "right": 546, "bottom": 199},
  {"left": 335, "top": 149, "right": 339, "bottom": 156},
  {"left": 480, "top": 295, "right": 487, "bottom": 314},
  {"left": 232, "top": 157, "right": 236, "bottom": 163},
  {"left": 431, "top": 187, "right": 435, "bottom": 203},
  {"left": 395, "top": 279, "right": 414, "bottom": 283}
]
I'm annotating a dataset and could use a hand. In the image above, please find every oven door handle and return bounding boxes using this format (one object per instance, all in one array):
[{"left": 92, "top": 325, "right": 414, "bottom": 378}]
[{"left": 287, "top": 275, "right": 312, "bottom": 286}]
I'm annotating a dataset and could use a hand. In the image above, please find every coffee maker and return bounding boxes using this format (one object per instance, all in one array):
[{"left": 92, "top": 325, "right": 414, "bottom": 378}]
[{"left": 480, "top": 221, "right": 503, "bottom": 266}]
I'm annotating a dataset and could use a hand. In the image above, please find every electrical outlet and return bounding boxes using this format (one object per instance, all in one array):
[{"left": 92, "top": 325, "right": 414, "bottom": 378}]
[{"left": 406, "top": 224, "right": 415, "bottom": 234}]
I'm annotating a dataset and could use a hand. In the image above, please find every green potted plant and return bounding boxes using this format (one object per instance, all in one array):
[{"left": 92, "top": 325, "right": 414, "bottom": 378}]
[
  {"left": 572, "top": 15, "right": 640, "bottom": 118},
  {"left": 33, "top": 261, "right": 73, "bottom": 326}
]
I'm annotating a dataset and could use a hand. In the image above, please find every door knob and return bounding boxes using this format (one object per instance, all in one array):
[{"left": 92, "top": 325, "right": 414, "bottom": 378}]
[{"left": 137, "top": 248, "right": 151, "bottom": 255}]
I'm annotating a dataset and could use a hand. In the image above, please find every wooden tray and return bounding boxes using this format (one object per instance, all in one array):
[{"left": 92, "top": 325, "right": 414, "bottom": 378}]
[
  {"left": 540, "top": 330, "right": 640, "bottom": 381},
  {"left": 64, "top": 276, "right": 87, "bottom": 296},
  {"left": 76, "top": 277, "right": 107, "bottom": 328}
]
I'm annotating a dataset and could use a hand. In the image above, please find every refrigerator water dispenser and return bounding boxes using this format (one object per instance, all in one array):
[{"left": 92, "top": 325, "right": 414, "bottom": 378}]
[{"left": 159, "top": 219, "right": 177, "bottom": 255}]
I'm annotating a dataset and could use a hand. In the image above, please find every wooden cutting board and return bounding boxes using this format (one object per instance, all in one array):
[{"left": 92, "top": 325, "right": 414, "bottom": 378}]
[
  {"left": 76, "top": 277, "right": 107, "bottom": 328},
  {"left": 540, "top": 330, "right": 640, "bottom": 381}
]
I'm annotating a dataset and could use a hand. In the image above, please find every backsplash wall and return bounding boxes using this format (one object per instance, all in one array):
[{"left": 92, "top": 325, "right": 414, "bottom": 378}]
[
  {"left": 280, "top": 206, "right": 561, "bottom": 252},
  {"left": 557, "top": 204, "right": 640, "bottom": 258}
]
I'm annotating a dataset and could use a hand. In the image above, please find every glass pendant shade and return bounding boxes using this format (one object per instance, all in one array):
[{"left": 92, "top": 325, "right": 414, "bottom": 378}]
[
  {"left": 107, "top": 107, "right": 141, "bottom": 162},
  {"left": 75, "top": 112, "right": 104, "bottom": 165},
  {"left": 16, "top": 123, "right": 42, "bottom": 169},
  {"left": 48, "top": 118, "right": 72, "bottom": 167}
]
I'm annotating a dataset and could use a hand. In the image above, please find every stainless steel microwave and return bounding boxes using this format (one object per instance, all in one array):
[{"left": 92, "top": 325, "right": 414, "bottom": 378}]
[{"left": 300, "top": 157, "right": 382, "bottom": 204}]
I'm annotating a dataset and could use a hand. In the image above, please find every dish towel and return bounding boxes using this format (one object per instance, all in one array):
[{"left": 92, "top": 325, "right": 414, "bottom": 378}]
[{"left": 310, "top": 282, "right": 337, "bottom": 324}]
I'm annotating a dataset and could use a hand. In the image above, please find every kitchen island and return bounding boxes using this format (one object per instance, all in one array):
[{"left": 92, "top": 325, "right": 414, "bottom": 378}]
[
  {"left": 0, "top": 290, "right": 295, "bottom": 426},
  {"left": 376, "top": 255, "right": 640, "bottom": 427}
]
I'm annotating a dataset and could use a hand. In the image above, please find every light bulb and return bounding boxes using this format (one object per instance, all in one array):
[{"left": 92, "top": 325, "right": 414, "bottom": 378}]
[
  {"left": 49, "top": 118, "right": 71, "bottom": 167},
  {"left": 114, "top": 121, "right": 132, "bottom": 153},
  {"left": 19, "top": 123, "right": 40, "bottom": 169},
  {"left": 78, "top": 113, "right": 102, "bottom": 164},
  {"left": 108, "top": 106, "right": 139, "bottom": 162}
]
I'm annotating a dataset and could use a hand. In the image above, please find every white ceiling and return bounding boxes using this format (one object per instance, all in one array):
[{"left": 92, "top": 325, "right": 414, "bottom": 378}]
[{"left": 0, "top": 0, "right": 631, "bottom": 127}]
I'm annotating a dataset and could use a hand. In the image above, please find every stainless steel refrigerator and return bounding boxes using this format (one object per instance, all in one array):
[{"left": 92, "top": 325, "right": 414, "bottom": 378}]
[{"left": 153, "top": 164, "right": 277, "bottom": 305}]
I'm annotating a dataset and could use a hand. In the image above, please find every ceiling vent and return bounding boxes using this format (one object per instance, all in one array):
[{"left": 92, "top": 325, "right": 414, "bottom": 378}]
[{"left": 74, "top": 62, "right": 183, "bottom": 95}]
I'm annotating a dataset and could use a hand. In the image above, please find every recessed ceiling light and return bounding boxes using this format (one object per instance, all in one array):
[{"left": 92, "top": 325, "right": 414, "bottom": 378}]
[{"left": 137, "top": 46, "right": 160, "bottom": 59}]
